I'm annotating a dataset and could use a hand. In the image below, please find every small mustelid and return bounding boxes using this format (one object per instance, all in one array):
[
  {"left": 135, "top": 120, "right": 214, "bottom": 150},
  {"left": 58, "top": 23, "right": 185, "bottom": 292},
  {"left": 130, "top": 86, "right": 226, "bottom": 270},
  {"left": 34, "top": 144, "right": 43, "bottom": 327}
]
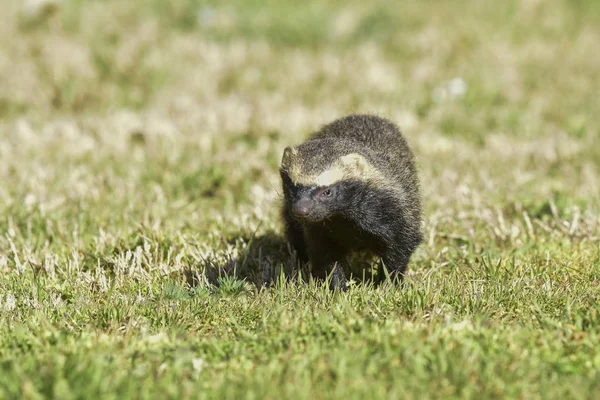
[{"left": 279, "top": 114, "right": 422, "bottom": 289}]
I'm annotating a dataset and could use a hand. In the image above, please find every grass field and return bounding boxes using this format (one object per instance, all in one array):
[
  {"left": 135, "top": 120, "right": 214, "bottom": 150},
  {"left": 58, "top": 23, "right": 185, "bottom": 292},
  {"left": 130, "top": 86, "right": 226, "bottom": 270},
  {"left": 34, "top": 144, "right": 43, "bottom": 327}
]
[{"left": 1, "top": 0, "right": 600, "bottom": 398}]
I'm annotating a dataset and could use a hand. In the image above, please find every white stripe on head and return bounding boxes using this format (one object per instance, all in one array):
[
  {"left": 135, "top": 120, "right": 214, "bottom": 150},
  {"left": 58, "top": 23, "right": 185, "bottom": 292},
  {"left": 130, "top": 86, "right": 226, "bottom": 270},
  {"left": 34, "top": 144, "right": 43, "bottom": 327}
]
[{"left": 282, "top": 151, "right": 386, "bottom": 187}]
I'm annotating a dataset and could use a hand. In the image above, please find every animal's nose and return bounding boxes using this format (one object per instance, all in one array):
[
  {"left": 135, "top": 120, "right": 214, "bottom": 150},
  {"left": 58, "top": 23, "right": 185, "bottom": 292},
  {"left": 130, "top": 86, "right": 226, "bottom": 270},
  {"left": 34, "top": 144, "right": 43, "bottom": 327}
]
[{"left": 292, "top": 200, "right": 311, "bottom": 218}]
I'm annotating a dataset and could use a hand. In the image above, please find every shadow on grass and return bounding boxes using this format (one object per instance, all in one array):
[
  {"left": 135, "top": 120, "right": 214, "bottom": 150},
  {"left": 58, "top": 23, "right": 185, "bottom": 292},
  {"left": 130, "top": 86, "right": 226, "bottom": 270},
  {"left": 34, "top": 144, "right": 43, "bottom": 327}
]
[
  {"left": 182, "top": 230, "right": 384, "bottom": 289},
  {"left": 183, "top": 231, "right": 308, "bottom": 288}
]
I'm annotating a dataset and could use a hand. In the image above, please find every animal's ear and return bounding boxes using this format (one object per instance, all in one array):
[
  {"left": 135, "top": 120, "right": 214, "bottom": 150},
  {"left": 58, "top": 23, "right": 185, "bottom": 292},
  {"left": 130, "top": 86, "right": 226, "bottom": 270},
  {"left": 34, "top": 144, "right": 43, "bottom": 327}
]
[{"left": 281, "top": 147, "right": 297, "bottom": 168}]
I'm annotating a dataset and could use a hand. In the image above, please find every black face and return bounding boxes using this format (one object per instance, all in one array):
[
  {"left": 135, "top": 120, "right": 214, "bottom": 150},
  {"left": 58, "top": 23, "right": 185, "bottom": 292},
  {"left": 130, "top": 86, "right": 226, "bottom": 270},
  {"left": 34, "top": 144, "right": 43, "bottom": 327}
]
[{"left": 281, "top": 171, "right": 348, "bottom": 223}]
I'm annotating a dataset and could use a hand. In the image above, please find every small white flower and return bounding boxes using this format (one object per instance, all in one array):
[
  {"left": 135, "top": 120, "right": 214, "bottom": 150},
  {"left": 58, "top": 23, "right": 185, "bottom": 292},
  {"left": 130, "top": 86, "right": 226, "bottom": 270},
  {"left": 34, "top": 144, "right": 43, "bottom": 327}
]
[
  {"left": 433, "top": 77, "right": 468, "bottom": 102},
  {"left": 5, "top": 294, "right": 16, "bottom": 312},
  {"left": 21, "top": 0, "right": 62, "bottom": 22},
  {"left": 192, "top": 358, "right": 206, "bottom": 373},
  {"left": 446, "top": 77, "right": 468, "bottom": 98}
]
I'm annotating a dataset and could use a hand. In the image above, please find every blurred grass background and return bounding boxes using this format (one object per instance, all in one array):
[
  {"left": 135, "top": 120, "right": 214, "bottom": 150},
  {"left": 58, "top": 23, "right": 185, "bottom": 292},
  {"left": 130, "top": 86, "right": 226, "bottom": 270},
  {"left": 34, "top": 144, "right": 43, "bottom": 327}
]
[{"left": 1, "top": 0, "right": 600, "bottom": 398}]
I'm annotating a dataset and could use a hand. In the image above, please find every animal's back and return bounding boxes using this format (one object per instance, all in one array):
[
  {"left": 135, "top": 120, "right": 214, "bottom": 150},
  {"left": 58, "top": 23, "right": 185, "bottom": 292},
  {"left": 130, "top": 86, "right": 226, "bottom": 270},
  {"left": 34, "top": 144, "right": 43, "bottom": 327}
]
[{"left": 310, "top": 114, "right": 418, "bottom": 191}]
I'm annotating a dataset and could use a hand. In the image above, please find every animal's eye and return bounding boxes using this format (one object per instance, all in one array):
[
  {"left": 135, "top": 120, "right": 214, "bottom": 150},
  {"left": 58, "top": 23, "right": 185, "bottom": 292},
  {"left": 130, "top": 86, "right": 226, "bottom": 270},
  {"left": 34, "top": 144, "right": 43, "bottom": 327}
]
[{"left": 321, "top": 189, "right": 332, "bottom": 197}]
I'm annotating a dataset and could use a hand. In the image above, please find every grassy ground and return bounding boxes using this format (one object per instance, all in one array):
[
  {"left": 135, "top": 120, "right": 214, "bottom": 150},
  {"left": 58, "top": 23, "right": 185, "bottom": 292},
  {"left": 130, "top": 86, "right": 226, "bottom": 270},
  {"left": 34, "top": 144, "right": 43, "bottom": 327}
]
[{"left": 1, "top": 0, "right": 600, "bottom": 398}]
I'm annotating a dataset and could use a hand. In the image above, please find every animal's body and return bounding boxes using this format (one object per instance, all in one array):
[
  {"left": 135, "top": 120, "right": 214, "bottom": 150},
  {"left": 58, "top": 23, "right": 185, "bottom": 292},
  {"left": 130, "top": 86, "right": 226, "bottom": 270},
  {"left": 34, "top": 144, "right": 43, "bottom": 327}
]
[{"left": 279, "top": 114, "right": 422, "bottom": 289}]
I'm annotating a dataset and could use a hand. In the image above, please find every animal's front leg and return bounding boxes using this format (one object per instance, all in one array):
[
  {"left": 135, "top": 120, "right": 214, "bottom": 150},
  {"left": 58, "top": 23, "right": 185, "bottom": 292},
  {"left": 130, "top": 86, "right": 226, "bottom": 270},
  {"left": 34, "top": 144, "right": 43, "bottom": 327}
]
[
  {"left": 282, "top": 206, "right": 309, "bottom": 264},
  {"left": 305, "top": 231, "right": 347, "bottom": 291}
]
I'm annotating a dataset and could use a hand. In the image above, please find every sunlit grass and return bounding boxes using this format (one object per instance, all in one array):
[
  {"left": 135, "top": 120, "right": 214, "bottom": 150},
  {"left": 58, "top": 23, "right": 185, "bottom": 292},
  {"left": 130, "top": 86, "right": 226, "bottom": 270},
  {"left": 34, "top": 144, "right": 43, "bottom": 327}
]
[{"left": 1, "top": 0, "right": 600, "bottom": 398}]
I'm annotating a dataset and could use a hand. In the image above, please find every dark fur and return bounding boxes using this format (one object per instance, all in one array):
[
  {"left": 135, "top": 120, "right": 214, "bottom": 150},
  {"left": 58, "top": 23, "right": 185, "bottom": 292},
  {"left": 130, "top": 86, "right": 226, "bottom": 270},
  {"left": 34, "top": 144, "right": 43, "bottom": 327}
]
[{"left": 280, "top": 114, "right": 422, "bottom": 289}]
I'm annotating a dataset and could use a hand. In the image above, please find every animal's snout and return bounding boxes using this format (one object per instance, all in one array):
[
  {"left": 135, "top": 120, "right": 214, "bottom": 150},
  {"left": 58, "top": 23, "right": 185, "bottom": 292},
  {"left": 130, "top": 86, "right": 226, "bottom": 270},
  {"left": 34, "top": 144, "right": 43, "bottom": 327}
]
[{"left": 292, "top": 200, "right": 312, "bottom": 218}]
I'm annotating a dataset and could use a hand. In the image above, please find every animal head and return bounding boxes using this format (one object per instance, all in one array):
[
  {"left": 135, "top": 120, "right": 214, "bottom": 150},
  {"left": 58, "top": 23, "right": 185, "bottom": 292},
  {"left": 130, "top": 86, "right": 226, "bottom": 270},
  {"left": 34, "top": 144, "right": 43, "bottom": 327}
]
[{"left": 279, "top": 139, "right": 385, "bottom": 223}]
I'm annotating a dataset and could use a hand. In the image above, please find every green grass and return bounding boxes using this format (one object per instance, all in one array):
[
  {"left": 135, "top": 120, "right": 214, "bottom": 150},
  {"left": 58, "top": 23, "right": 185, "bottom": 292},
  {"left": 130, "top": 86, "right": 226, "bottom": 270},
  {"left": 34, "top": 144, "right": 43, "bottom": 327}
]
[{"left": 1, "top": 0, "right": 600, "bottom": 398}]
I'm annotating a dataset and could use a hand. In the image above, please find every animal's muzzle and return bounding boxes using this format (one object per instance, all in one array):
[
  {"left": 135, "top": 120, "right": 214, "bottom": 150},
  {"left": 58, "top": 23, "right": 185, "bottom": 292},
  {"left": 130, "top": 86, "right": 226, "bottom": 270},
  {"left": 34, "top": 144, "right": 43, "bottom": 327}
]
[{"left": 291, "top": 199, "right": 312, "bottom": 218}]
